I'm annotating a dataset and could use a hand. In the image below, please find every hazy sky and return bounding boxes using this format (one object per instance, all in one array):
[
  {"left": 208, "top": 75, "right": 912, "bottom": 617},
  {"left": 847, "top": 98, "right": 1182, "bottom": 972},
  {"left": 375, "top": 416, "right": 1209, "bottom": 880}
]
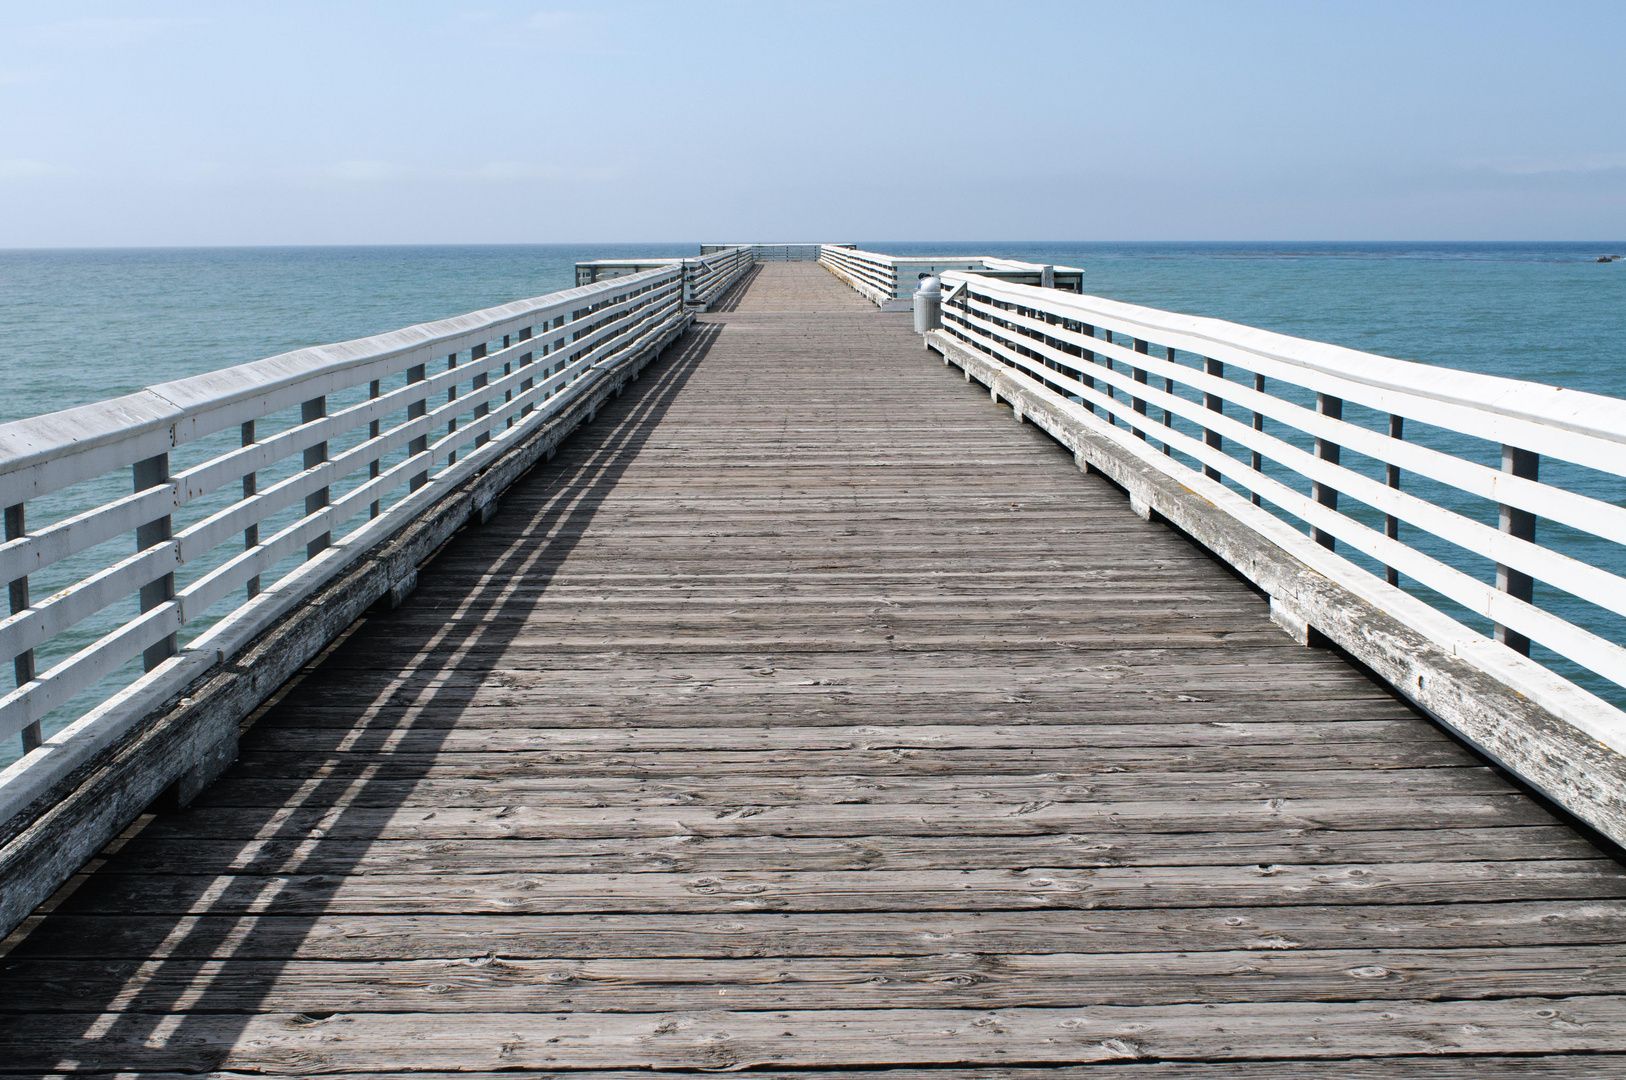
[{"left": 2, "top": 1, "right": 1623, "bottom": 245}]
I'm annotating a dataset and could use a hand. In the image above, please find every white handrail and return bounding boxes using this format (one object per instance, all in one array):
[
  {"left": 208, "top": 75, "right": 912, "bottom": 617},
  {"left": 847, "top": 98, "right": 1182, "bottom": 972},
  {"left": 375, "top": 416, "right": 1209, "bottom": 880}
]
[
  {"left": 683, "top": 247, "right": 755, "bottom": 307},
  {"left": 992, "top": 287, "right": 1626, "bottom": 462}
]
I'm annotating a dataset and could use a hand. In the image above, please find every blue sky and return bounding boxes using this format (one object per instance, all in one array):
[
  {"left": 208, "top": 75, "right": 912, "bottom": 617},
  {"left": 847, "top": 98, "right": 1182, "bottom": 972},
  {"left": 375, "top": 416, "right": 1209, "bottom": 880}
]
[{"left": 2, "top": 1, "right": 1623, "bottom": 245}]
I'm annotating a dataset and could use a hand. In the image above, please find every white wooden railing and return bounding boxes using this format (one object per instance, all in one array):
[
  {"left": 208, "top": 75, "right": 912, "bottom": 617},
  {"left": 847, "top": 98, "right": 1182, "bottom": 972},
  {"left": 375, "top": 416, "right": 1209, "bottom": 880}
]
[
  {"left": 0, "top": 266, "right": 689, "bottom": 829},
  {"left": 682, "top": 247, "right": 755, "bottom": 308},
  {"left": 819, "top": 246, "right": 900, "bottom": 307},
  {"left": 930, "top": 270, "right": 1626, "bottom": 840},
  {"left": 704, "top": 243, "right": 824, "bottom": 262},
  {"left": 819, "top": 247, "right": 1085, "bottom": 310},
  {"left": 574, "top": 247, "right": 754, "bottom": 310}
]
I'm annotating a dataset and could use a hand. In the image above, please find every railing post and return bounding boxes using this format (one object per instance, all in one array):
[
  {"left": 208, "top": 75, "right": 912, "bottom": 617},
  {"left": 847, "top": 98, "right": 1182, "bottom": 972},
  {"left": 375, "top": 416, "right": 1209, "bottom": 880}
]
[
  {"left": 1101, "top": 330, "right": 1116, "bottom": 425},
  {"left": 1079, "top": 323, "right": 1095, "bottom": 413},
  {"left": 1202, "top": 359, "right": 1224, "bottom": 480},
  {"left": 408, "top": 363, "right": 429, "bottom": 491},
  {"left": 242, "top": 422, "right": 261, "bottom": 597},
  {"left": 472, "top": 342, "right": 490, "bottom": 449},
  {"left": 5, "top": 503, "right": 41, "bottom": 752},
  {"left": 501, "top": 334, "right": 514, "bottom": 429},
  {"left": 1131, "top": 339, "right": 1149, "bottom": 440},
  {"left": 1496, "top": 445, "right": 1539, "bottom": 655},
  {"left": 133, "top": 453, "right": 177, "bottom": 672},
  {"left": 302, "top": 397, "right": 330, "bottom": 559},
  {"left": 1162, "top": 347, "right": 1176, "bottom": 456},
  {"left": 1250, "top": 374, "right": 1265, "bottom": 503},
  {"left": 1385, "top": 415, "right": 1404, "bottom": 584},
  {"left": 368, "top": 381, "right": 382, "bottom": 519},
  {"left": 518, "top": 326, "right": 535, "bottom": 417},
  {"left": 554, "top": 315, "right": 567, "bottom": 385},
  {"left": 445, "top": 351, "right": 460, "bottom": 465},
  {"left": 1311, "top": 393, "right": 1343, "bottom": 550}
]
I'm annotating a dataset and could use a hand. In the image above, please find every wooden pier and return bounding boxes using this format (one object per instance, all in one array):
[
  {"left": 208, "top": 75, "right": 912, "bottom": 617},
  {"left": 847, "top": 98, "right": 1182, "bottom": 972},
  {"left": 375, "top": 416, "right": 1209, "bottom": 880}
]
[{"left": 5, "top": 262, "right": 1626, "bottom": 1074}]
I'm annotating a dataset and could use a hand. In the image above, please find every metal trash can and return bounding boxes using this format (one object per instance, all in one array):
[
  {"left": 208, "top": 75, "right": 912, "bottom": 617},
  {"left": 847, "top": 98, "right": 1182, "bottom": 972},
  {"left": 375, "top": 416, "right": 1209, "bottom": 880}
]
[{"left": 913, "top": 274, "right": 942, "bottom": 337}]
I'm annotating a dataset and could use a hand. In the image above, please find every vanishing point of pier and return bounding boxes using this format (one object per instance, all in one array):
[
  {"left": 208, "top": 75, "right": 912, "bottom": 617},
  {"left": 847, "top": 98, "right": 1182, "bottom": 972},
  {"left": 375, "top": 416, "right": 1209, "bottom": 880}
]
[{"left": 3, "top": 252, "right": 1626, "bottom": 1075}]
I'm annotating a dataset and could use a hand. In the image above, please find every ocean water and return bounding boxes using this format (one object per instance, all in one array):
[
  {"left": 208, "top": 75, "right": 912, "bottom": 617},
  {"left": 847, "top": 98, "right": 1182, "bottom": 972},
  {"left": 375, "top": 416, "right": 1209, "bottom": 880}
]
[
  {"left": 1, "top": 241, "right": 1623, "bottom": 766},
  {"left": 0, "top": 244, "right": 695, "bottom": 426},
  {"left": 5, "top": 242, "right": 1622, "bottom": 423},
  {"left": 871, "top": 241, "right": 1626, "bottom": 402}
]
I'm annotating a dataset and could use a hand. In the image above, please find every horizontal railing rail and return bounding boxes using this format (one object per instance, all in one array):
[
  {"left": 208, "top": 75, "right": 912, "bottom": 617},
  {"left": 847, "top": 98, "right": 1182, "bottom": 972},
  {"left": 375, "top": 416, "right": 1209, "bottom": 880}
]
[
  {"left": 930, "top": 270, "right": 1626, "bottom": 840},
  {"left": 0, "top": 267, "right": 690, "bottom": 834}
]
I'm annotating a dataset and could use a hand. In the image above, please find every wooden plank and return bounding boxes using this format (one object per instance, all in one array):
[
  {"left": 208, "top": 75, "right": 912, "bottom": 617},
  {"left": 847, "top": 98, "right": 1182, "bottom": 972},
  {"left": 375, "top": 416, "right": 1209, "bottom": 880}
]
[
  {"left": 184, "top": 768, "right": 1520, "bottom": 810},
  {"left": 99, "top": 827, "right": 1601, "bottom": 877},
  {"left": 19, "top": 902, "right": 1626, "bottom": 961},
  {"left": 2, "top": 1064, "right": 1617, "bottom": 1080},
  {"left": 236, "top": 722, "right": 1448, "bottom": 756},
  {"left": 260, "top": 697, "right": 1425, "bottom": 727},
  {"left": 307, "top": 629, "right": 1310, "bottom": 651},
  {"left": 219, "top": 742, "right": 1476, "bottom": 779},
  {"left": 56, "top": 861, "right": 1626, "bottom": 918},
  {"left": 282, "top": 647, "right": 1391, "bottom": 680},
  {"left": 6, "top": 999, "right": 1626, "bottom": 1071},
  {"left": 12, "top": 946, "right": 1626, "bottom": 1013},
  {"left": 123, "top": 794, "right": 1559, "bottom": 842}
]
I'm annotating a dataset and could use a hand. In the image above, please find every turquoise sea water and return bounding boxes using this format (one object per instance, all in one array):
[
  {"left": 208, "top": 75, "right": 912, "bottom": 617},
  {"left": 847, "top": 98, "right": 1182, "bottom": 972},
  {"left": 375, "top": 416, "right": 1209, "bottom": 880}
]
[
  {"left": 4, "top": 242, "right": 1622, "bottom": 422},
  {"left": 1, "top": 242, "right": 1623, "bottom": 766},
  {"left": 0, "top": 244, "right": 694, "bottom": 426}
]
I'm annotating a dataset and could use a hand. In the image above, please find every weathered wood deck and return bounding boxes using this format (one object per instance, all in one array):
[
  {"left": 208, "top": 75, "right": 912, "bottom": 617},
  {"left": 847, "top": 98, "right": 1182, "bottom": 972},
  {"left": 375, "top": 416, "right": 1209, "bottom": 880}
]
[{"left": 4, "top": 261, "right": 1626, "bottom": 1075}]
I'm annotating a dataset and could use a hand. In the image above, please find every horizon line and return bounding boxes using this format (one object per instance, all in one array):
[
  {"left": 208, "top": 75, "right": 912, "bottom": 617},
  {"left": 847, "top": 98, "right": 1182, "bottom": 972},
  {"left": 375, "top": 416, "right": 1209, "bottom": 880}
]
[{"left": 4, "top": 239, "right": 1626, "bottom": 253}]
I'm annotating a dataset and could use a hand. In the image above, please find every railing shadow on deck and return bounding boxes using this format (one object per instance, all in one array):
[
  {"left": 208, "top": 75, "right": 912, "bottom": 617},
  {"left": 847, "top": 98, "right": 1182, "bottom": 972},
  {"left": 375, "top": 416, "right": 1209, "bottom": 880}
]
[
  {"left": 1, "top": 322, "right": 725, "bottom": 1072},
  {"left": 708, "top": 263, "right": 763, "bottom": 313}
]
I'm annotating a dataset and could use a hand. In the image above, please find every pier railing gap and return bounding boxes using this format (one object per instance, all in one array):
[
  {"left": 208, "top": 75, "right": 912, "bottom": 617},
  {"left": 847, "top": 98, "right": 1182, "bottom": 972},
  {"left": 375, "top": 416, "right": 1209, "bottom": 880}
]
[
  {"left": 0, "top": 252, "right": 755, "bottom": 937},
  {"left": 917, "top": 268, "right": 1626, "bottom": 844}
]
